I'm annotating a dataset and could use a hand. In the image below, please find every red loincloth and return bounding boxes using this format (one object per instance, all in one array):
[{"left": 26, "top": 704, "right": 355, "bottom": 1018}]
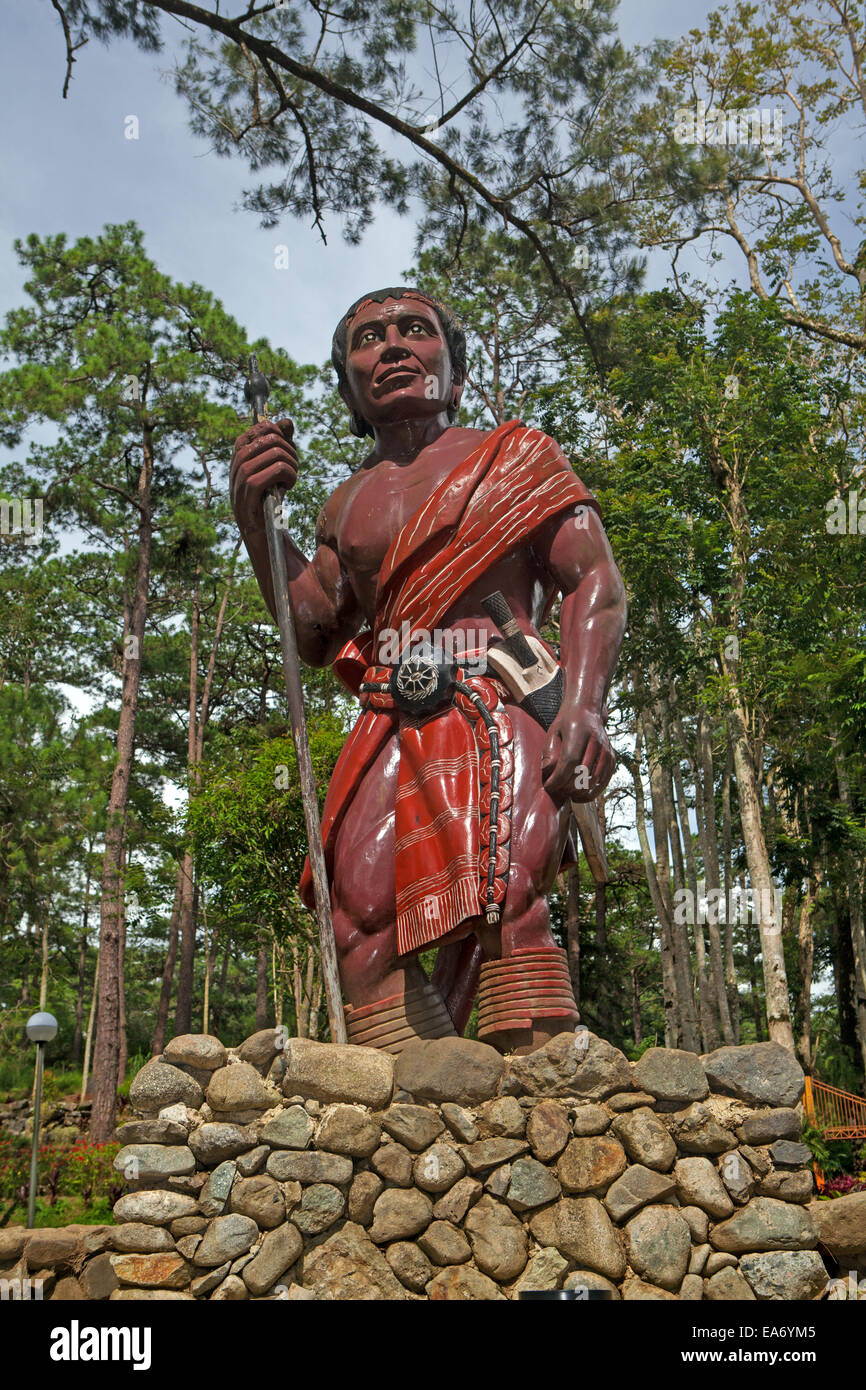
[{"left": 299, "top": 420, "right": 600, "bottom": 953}]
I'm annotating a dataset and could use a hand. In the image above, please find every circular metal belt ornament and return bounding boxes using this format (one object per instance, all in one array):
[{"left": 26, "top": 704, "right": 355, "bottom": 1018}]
[{"left": 389, "top": 648, "right": 455, "bottom": 715}]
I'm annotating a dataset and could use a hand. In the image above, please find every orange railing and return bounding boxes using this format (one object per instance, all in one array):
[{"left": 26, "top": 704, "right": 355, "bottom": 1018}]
[
  {"left": 804, "top": 1076, "right": 866, "bottom": 1140},
  {"left": 803, "top": 1075, "right": 866, "bottom": 1193}
]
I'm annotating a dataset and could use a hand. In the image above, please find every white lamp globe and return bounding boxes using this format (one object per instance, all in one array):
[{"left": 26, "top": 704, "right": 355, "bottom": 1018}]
[{"left": 25, "top": 1012, "right": 58, "bottom": 1043}]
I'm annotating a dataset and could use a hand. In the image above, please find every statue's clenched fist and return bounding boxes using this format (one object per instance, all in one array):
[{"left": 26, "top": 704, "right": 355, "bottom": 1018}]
[{"left": 230, "top": 418, "right": 298, "bottom": 535}]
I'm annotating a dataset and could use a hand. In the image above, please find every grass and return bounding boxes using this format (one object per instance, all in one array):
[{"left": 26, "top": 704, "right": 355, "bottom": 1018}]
[{"left": 2, "top": 1195, "right": 116, "bottom": 1228}]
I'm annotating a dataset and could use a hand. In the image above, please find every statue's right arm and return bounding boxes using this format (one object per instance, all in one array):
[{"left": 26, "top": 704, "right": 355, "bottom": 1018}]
[{"left": 230, "top": 419, "right": 361, "bottom": 666}]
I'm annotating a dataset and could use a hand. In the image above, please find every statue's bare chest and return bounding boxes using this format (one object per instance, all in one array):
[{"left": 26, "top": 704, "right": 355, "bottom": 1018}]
[{"left": 336, "top": 431, "right": 484, "bottom": 585}]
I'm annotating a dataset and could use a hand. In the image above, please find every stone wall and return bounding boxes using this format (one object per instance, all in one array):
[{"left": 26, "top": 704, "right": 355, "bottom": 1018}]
[{"left": 65, "top": 1027, "right": 857, "bottom": 1302}]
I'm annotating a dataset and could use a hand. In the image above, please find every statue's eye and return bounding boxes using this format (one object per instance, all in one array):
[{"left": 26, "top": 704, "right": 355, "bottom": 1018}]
[{"left": 360, "top": 329, "right": 378, "bottom": 345}]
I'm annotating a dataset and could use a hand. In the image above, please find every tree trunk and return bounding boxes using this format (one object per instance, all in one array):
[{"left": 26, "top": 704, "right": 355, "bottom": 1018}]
[
  {"left": 720, "top": 742, "right": 740, "bottom": 1040},
  {"left": 631, "top": 966, "right": 643, "bottom": 1047},
  {"left": 696, "top": 712, "right": 735, "bottom": 1044},
  {"left": 629, "top": 726, "right": 678, "bottom": 1046},
  {"left": 72, "top": 858, "right": 92, "bottom": 1067},
  {"left": 173, "top": 850, "right": 197, "bottom": 1035},
  {"left": 151, "top": 875, "right": 182, "bottom": 1056},
  {"left": 797, "top": 880, "right": 817, "bottom": 1071},
  {"left": 256, "top": 935, "right": 269, "bottom": 1030},
  {"left": 834, "top": 750, "right": 866, "bottom": 1076},
  {"left": 726, "top": 700, "right": 794, "bottom": 1049},
  {"left": 90, "top": 421, "right": 154, "bottom": 1143},
  {"left": 80, "top": 945, "right": 99, "bottom": 1103},
  {"left": 644, "top": 708, "right": 700, "bottom": 1051}
]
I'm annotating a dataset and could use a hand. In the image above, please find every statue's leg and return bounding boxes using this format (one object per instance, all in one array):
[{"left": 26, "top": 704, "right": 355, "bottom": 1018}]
[
  {"left": 330, "top": 730, "right": 457, "bottom": 1052},
  {"left": 474, "top": 703, "right": 579, "bottom": 1055}
]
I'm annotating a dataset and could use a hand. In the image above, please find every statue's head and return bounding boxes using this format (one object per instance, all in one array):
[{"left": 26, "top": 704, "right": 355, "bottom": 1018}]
[{"left": 331, "top": 288, "right": 467, "bottom": 439}]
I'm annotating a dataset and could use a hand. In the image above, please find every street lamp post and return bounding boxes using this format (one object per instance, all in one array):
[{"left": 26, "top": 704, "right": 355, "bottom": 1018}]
[{"left": 25, "top": 1011, "right": 58, "bottom": 1229}]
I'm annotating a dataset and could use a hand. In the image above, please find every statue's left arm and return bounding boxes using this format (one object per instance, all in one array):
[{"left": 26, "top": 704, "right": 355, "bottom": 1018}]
[{"left": 534, "top": 502, "right": 627, "bottom": 805}]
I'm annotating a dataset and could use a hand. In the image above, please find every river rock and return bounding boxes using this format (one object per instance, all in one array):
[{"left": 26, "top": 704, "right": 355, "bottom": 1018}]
[
  {"left": 266, "top": 1149, "right": 353, "bottom": 1185},
  {"left": 236, "top": 1144, "right": 269, "bottom": 1177},
  {"left": 260, "top": 1106, "right": 315, "bottom": 1150},
  {"left": 604, "top": 1165, "right": 676, "bottom": 1223},
  {"left": 302, "top": 1222, "right": 408, "bottom": 1300},
  {"left": 428, "top": 1265, "right": 507, "bottom": 1300},
  {"left": 625, "top": 1205, "right": 691, "bottom": 1291},
  {"left": 506, "top": 1157, "right": 561, "bottom": 1212},
  {"left": 109, "top": 1253, "right": 191, "bottom": 1290},
  {"left": 621, "top": 1277, "right": 677, "bottom": 1301},
  {"left": 433, "top": 1175, "right": 483, "bottom": 1223},
  {"left": 394, "top": 1037, "right": 505, "bottom": 1105},
  {"left": 740, "top": 1250, "right": 828, "bottom": 1301},
  {"left": 190, "top": 1262, "right": 230, "bottom": 1297},
  {"left": 680, "top": 1206, "right": 709, "bottom": 1242},
  {"left": 113, "top": 1145, "right": 195, "bottom": 1182},
  {"left": 757, "top": 1170, "right": 813, "bottom": 1203},
  {"left": 291, "top": 1183, "right": 346, "bottom": 1235},
  {"left": 563, "top": 1270, "right": 620, "bottom": 1298},
  {"left": 674, "top": 1157, "right": 734, "bottom": 1219},
  {"left": 187, "top": 1122, "right": 252, "bottom": 1165},
  {"left": 199, "top": 1160, "right": 236, "bottom": 1217},
  {"left": 210, "top": 1274, "right": 248, "bottom": 1299},
  {"left": 380, "top": 1103, "right": 444, "bottom": 1151},
  {"left": 386, "top": 1241, "right": 434, "bottom": 1291},
  {"left": 241, "top": 1222, "right": 303, "bottom": 1296},
  {"left": 705, "top": 1266, "right": 756, "bottom": 1300},
  {"left": 525, "top": 1101, "right": 572, "bottom": 1159},
  {"left": 369, "top": 1187, "right": 434, "bottom": 1243},
  {"left": 348, "top": 1170, "right": 384, "bottom": 1225},
  {"left": 207, "top": 1063, "right": 273, "bottom": 1115},
  {"left": 115, "top": 1119, "right": 188, "bottom": 1146},
  {"left": 230, "top": 1174, "right": 285, "bottom": 1229},
  {"left": 607, "top": 1091, "right": 655, "bottom": 1112},
  {"left": 512, "top": 1247, "right": 569, "bottom": 1294},
  {"left": 238, "top": 1028, "right": 282, "bottom": 1072},
  {"left": 737, "top": 1108, "right": 801, "bottom": 1145},
  {"left": 571, "top": 1104, "right": 611, "bottom": 1137},
  {"left": 664, "top": 1103, "right": 737, "bottom": 1155},
  {"left": 768, "top": 1140, "right": 812, "bottom": 1169},
  {"left": 477, "top": 1096, "right": 526, "bottom": 1137},
  {"left": 282, "top": 1038, "right": 394, "bottom": 1108},
  {"left": 808, "top": 1192, "right": 866, "bottom": 1262},
  {"left": 413, "top": 1141, "right": 466, "bottom": 1193},
  {"left": 634, "top": 1047, "right": 709, "bottom": 1104},
  {"left": 113, "top": 1191, "right": 198, "bottom": 1226},
  {"left": 529, "top": 1196, "right": 626, "bottom": 1280},
  {"left": 129, "top": 1061, "right": 204, "bottom": 1114},
  {"left": 719, "top": 1149, "right": 755, "bottom": 1203},
  {"left": 194, "top": 1214, "right": 259, "bottom": 1267},
  {"left": 464, "top": 1195, "right": 528, "bottom": 1281},
  {"left": 702, "top": 1042, "right": 805, "bottom": 1108},
  {"left": 418, "top": 1219, "right": 472, "bottom": 1266},
  {"left": 110, "top": 1224, "right": 175, "bottom": 1254},
  {"left": 314, "top": 1104, "right": 380, "bottom": 1158},
  {"left": 505, "top": 1031, "right": 632, "bottom": 1100},
  {"left": 710, "top": 1197, "right": 816, "bottom": 1253},
  {"left": 162, "top": 1034, "right": 227, "bottom": 1072},
  {"left": 612, "top": 1108, "right": 676, "bottom": 1171},
  {"left": 439, "top": 1103, "right": 479, "bottom": 1143},
  {"left": 460, "top": 1138, "right": 529, "bottom": 1173},
  {"left": 371, "top": 1140, "right": 414, "bottom": 1187},
  {"left": 558, "top": 1136, "right": 627, "bottom": 1195}
]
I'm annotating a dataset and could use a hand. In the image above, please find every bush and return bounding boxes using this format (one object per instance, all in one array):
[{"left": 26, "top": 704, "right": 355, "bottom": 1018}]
[{"left": 0, "top": 1136, "right": 121, "bottom": 1217}]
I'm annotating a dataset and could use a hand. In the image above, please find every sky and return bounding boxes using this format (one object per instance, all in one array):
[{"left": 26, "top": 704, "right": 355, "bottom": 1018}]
[{"left": 1, "top": 0, "right": 715, "bottom": 370}]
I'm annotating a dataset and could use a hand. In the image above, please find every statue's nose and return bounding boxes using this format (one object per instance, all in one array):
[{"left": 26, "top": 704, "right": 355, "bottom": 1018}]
[{"left": 381, "top": 327, "right": 411, "bottom": 359}]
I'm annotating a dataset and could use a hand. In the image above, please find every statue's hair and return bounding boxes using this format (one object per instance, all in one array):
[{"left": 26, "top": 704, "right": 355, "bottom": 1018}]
[{"left": 331, "top": 287, "right": 467, "bottom": 437}]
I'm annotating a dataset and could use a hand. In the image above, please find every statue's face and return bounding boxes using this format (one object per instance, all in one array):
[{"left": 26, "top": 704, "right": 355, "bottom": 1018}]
[{"left": 342, "top": 295, "right": 456, "bottom": 431}]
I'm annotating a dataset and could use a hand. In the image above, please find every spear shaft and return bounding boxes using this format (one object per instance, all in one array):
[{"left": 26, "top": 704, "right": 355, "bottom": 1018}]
[{"left": 244, "top": 356, "right": 347, "bottom": 1044}]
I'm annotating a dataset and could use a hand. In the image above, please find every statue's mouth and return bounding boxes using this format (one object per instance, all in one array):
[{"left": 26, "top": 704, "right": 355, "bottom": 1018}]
[{"left": 374, "top": 364, "right": 420, "bottom": 389}]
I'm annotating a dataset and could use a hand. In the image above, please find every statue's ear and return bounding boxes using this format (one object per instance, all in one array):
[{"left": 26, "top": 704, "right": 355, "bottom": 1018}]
[
  {"left": 448, "top": 371, "right": 466, "bottom": 418},
  {"left": 339, "top": 381, "right": 371, "bottom": 438}
]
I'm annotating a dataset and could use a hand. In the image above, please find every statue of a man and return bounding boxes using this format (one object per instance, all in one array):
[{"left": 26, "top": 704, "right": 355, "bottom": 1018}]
[{"left": 231, "top": 288, "right": 626, "bottom": 1055}]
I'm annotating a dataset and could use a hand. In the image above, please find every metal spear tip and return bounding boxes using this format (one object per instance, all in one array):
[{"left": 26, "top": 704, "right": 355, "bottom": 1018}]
[{"left": 244, "top": 353, "right": 270, "bottom": 408}]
